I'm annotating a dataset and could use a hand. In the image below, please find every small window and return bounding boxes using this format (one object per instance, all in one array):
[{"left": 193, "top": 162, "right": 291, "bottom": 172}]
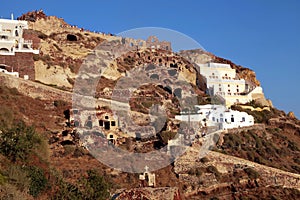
[
  {"left": 105, "top": 116, "right": 109, "bottom": 119},
  {"left": 99, "top": 120, "right": 103, "bottom": 126},
  {"left": 225, "top": 74, "right": 228, "bottom": 76},
  {"left": 110, "top": 135, "right": 114, "bottom": 139},
  {"left": 242, "top": 117, "right": 245, "bottom": 122},
  {"left": 111, "top": 121, "right": 116, "bottom": 126},
  {"left": 237, "top": 89, "right": 239, "bottom": 92},
  {"left": 212, "top": 117, "right": 215, "bottom": 121},
  {"left": 228, "top": 85, "right": 230, "bottom": 87},
  {"left": 219, "top": 88, "right": 222, "bottom": 92}
]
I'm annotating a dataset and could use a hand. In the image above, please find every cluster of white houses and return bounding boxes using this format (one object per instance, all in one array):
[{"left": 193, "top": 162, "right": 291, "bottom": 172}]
[
  {"left": 176, "top": 104, "right": 254, "bottom": 130},
  {"left": 0, "top": 15, "right": 39, "bottom": 55},
  {"left": 175, "top": 62, "right": 261, "bottom": 130}
]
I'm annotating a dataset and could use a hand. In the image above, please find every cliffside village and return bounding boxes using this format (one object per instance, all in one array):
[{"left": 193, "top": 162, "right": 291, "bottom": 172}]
[{"left": 0, "top": 16, "right": 266, "bottom": 187}]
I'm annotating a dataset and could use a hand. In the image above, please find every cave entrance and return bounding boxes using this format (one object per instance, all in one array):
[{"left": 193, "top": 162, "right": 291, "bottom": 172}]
[{"left": 67, "top": 34, "right": 78, "bottom": 41}]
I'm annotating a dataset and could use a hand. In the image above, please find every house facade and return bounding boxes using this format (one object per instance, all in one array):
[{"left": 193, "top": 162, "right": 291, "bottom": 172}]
[
  {"left": 175, "top": 104, "right": 254, "bottom": 130},
  {"left": 0, "top": 17, "right": 39, "bottom": 55},
  {"left": 198, "top": 62, "right": 264, "bottom": 107}
]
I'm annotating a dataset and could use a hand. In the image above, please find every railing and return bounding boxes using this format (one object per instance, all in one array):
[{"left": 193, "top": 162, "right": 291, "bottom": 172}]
[{"left": 23, "top": 40, "right": 33, "bottom": 45}]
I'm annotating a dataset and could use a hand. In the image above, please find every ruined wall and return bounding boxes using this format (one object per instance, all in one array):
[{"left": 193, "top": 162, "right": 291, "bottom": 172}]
[
  {"left": 0, "top": 52, "right": 35, "bottom": 79},
  {"left": 123, "top": 36, "right": 172, "bottom": 52}
]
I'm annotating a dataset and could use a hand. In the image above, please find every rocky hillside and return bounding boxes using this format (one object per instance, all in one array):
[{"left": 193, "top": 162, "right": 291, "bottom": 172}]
[{"left": 0, "top": 10, "right": 299, "bottom": 200}]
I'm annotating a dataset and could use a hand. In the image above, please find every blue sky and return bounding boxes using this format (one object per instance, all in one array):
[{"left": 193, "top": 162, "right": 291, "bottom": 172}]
[{"left": 1, "top": 0, "right": 300, "bottom": 118}]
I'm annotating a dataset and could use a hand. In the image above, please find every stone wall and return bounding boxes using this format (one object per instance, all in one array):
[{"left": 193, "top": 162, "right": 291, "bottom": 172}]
[
  {"left": 0, "top": 52, "right": 35, "bottom": 80},
  {"left": 23, "top": 29, "right": 41, "bottom": 49}
]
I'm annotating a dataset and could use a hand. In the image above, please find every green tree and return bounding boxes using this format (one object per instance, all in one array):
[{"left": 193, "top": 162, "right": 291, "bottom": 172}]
[{"left": 81, "top": 170, "right": 110, "bottom": 200}]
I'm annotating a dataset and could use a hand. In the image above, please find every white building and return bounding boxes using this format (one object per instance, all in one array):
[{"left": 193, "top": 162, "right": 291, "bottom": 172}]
[
  {"left": 0, "top": 68, "right": 19, "bottom": 77},
  {"left": 198, "top": 62, "right": 264, "bottom": 107},
  {"left": 175, "top": 104, "right": 254, "bottom": 130},
  {"left": 0, "top": 15, "right": 39, "bottom": 55}
]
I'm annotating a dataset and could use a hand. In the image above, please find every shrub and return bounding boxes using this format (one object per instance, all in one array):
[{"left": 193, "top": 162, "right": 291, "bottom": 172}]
[
  {"left": 244, "top": 168, "right": 260, "bottom": 179},
  {"left": 53, "top": 100, "right": 68, "bottom": 107},
  {"left": 6, "top": 165, "right": 30, "bottom": 192},
  {"left": 33, "top": 54, "right": 40, "bottom": 61},
  {"left": 0, "top": 121, "right": 41, "bottom": 162},
  {"left": 26, "top": 166, "right": 48, "bottom": 198},
  {"left": 81, "top": 170, "right": 111, "bottom": 200}
]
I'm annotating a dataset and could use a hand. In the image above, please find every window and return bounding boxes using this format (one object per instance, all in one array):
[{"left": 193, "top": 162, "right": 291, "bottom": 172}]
[
  {"left": 219, "top": 88, "right": 222, "bottom": 92},
  {"left": 105, "top": 116, "right": 109, "bottom": 119},
  {"left": 225, "top": 74, "right": 228, "bottom": 76},
  {"left": 242, "top": 117, "right": 245, "bottom": 122},
  {"left": 231, "top": 115, "right": 234, "bottom": 122},
  {"left": 237, "top": 89, "right": 239, "bottom": 92},
  {"left": 111, "top": 121, "right": 116, "bottom": 126},
  {"left": 99, "top": 120, "right": 103, "bottom": 126},
  {"left": 228, "top": 84, "right": 230, "bottom": 87},
  {"left": 110, "top": 135, "right": 114, "bottom": 139},
  {"left": 212, "top": 117, "right": 215, "bottom": 121}
]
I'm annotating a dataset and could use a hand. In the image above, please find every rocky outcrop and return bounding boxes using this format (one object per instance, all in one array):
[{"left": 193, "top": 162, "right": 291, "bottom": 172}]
[
  {"left": 114, "top": 187, "right": 181, "bottom": 200},
  {"left": 288, "top": 111, "right": 297, "bottom": 119},
  {"left": 179, "top": 49, "right": 261, "bottom": 86},
  {"left": 17, "top": 10, "right": 47, "bottom": 22}
]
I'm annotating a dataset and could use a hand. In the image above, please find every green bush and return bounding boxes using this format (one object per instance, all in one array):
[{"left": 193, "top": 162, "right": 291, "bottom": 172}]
[
  {"left": 26, "top": 166, "right": 48, "bottom": 198},
  {"left": 81, "top": 170, "right": 110, "bottom": 200},
  {"left": 52, "top": 169, "right": 110, "bottom": 200},
  {"left": 0, "top": 121, "right": 41, "bottom": 162}
]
